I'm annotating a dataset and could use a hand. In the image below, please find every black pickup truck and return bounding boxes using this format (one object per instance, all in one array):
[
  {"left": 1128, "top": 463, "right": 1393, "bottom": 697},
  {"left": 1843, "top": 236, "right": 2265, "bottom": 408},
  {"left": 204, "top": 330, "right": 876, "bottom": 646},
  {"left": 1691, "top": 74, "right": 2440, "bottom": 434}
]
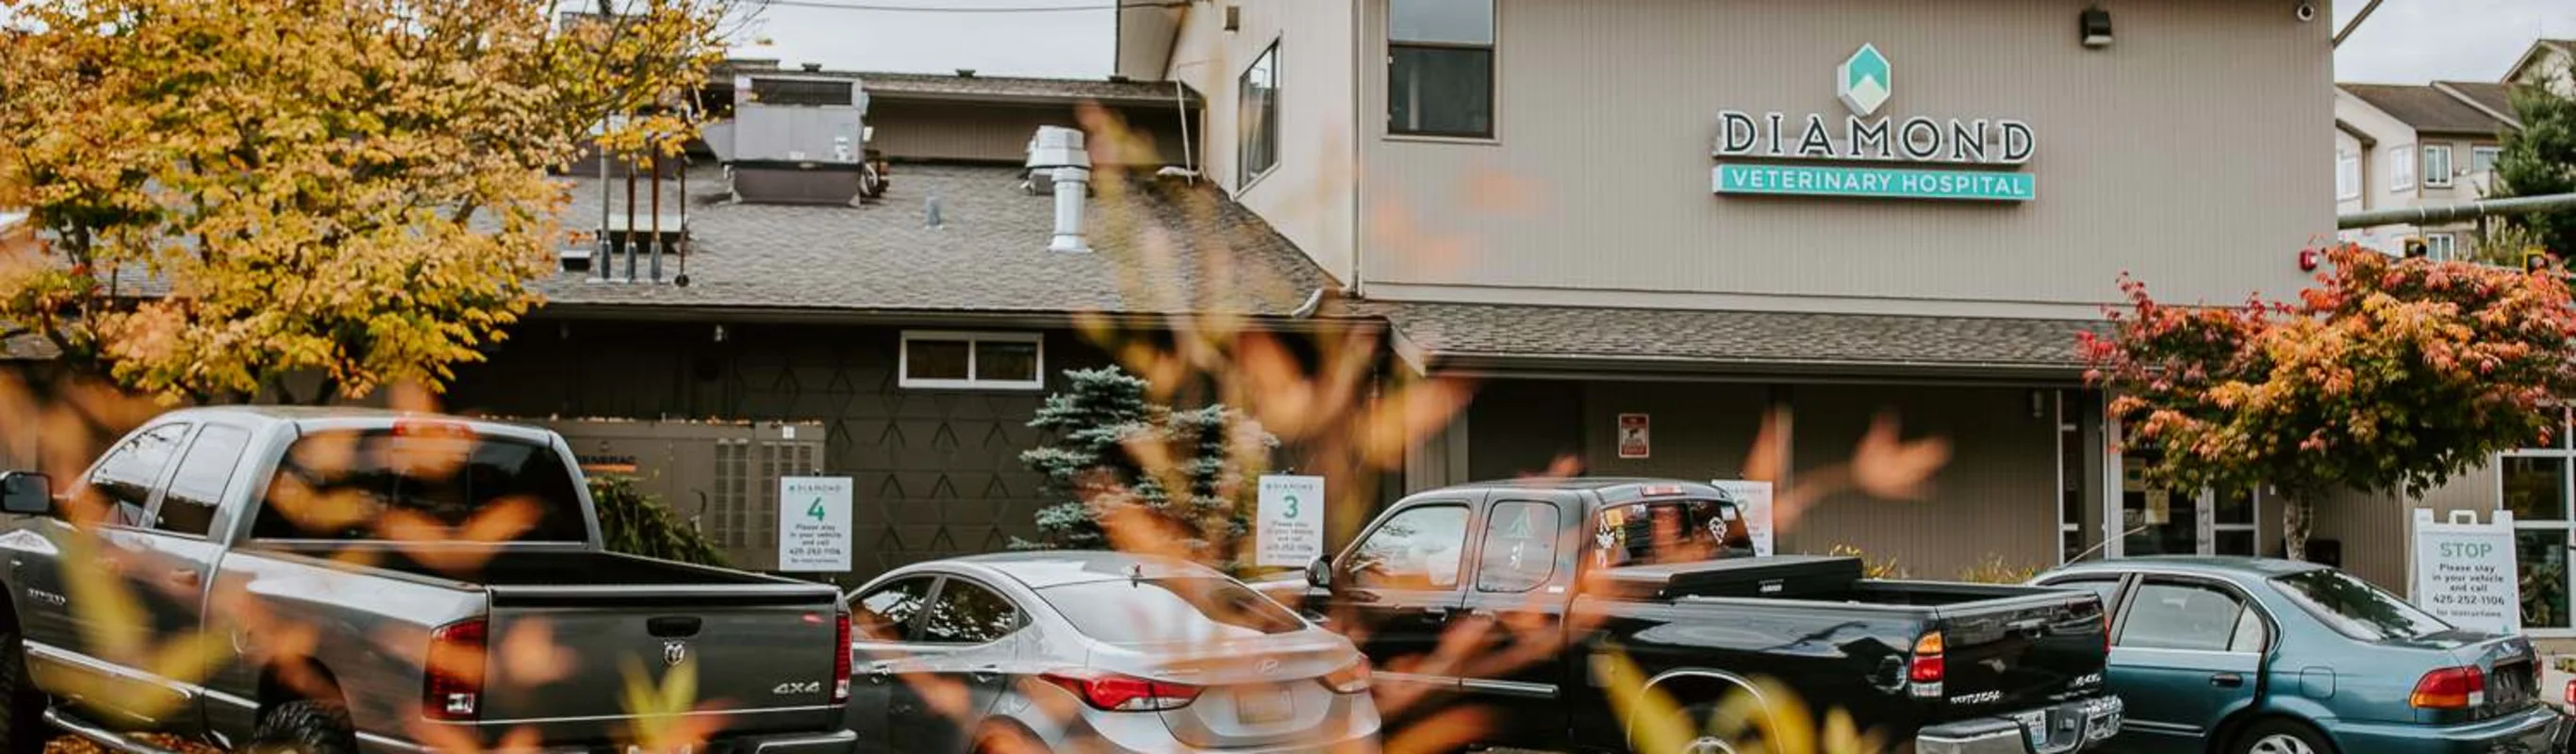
[{"left": 1266, "top": 478, "right": 2121, "bottom": 754}]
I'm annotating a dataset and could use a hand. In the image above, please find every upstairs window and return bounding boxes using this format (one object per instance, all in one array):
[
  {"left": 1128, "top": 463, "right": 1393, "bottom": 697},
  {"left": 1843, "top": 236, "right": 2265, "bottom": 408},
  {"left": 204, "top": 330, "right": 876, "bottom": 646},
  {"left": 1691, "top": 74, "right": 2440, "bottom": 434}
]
[
  {"left": 2423, "top": 145, "right": 2454, "bottom": 188},
  {"left": 2473, "top": 146, "right": 2502, "bottom": 174},
  {"left": 900, "top": 331, "right": 1044, "bottom": 390},
  {"left": 1389, "top": 0, "right": 1494, "bottom": 139},
  {"left": 2389, "top": 144, "right": 2416, "bottom": 190},
  {"left": 1239, "top": 41, "right": 1281, "bottom": 188},
  {"left": 2336, "top": 150, "right": 2361, "bottom": 200}
]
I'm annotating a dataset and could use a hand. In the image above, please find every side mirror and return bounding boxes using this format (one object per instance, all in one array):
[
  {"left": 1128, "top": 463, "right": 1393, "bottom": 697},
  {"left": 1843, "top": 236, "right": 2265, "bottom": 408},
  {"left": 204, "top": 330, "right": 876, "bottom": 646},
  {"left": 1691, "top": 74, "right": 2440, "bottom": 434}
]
[
  {"left": 1306, "top": 556, "right": 1331, "bottom": 589},
  {"left": 0, "top": 472, "right": 50, "bottom": 515}
]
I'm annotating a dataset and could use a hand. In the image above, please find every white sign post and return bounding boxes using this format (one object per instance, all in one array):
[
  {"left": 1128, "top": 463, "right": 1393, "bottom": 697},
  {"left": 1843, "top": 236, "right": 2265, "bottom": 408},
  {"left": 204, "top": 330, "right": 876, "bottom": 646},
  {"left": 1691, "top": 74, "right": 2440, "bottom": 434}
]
[
  {"left": 1709, "top": 480, "right": 1775, "bottom": 557},
  {"left": 2411, "top": 509, "right": 2520, "bottom": 634},
  {"left": 778, "top": 476, "right": 854, "bottom": 572},
  {"left": 1256, "top": 475, "right": 1327, "bottom": 568}
]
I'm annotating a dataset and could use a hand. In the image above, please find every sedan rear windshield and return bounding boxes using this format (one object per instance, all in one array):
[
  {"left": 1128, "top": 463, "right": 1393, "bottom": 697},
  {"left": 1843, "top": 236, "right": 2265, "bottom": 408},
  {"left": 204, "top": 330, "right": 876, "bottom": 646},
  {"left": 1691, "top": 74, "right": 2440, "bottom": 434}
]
[
  {"left": 1040, "top": 578, "right": 1305, "bottom": 646},
  {"left": 2271, "top": 568, "right": 2452, "bottom": 642},
  {"left": 253, "top": 427, "right": 589, "bottom": 543}
]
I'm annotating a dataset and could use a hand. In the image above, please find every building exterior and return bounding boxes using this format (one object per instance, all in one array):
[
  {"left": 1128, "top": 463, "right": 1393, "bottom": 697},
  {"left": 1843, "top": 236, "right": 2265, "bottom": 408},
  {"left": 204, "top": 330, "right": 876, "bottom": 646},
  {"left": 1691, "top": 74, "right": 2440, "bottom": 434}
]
[
  {"left": 438, "top": 72, "right": 1358, "bottom": 578},
  {"left": 1122, "top": 0, "right": 2331, "bottom": 579},
  {"left": 2334, "top": 82, "right": 2518, "bottom": 259},
  {"left": 2511, "top": 39, "right": 2574, "bottom": 93}
]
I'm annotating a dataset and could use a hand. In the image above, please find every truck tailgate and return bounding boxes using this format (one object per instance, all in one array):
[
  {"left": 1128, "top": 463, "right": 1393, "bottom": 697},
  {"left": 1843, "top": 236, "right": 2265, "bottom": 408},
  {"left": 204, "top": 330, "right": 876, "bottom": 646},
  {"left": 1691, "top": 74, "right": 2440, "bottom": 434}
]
[
  {"left": 1928, "top": 590, "right": 2107, "bottom": 712},
  {"left": 476, "top": 583, "right": 844, "bottom": 745}
]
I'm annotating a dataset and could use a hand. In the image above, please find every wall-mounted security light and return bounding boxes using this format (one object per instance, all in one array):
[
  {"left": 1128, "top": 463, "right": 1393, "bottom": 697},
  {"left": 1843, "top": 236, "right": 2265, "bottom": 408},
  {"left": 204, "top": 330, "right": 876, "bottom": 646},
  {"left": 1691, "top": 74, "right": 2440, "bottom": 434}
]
[
  {"left": 2080, "top": 7, "right": 2113, "bottom": 48},
  {"left": 1224, "top": 5, "right": 1240, "bottom": 32}
]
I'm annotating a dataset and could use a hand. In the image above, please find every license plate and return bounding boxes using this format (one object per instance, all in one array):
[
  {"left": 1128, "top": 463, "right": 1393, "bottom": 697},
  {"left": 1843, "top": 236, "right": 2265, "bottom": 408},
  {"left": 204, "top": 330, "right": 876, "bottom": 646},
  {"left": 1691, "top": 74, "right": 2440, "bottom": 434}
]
[
  {"left": 2011, "top": 712, "right": 2048, "bottom": 748},
  {"left": 1236, "top": 687, "right": 1294, "bottom": 724}
]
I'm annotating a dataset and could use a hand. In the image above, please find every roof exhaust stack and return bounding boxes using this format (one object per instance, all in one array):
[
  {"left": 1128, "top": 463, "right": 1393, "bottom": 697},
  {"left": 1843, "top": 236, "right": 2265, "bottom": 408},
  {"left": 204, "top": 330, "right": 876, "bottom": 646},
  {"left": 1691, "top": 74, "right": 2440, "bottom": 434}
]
[{"left": 1028, "top": 125, "right": 1091, "bottom": 254}]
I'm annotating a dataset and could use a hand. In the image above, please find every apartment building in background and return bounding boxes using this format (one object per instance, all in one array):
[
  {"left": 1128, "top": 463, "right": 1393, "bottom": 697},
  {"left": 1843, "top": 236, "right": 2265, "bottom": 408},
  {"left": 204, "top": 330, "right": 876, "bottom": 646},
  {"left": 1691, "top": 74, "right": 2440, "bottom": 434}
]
[{"left": 2335, "top": 38, "right": 2564, "bottom": 260}]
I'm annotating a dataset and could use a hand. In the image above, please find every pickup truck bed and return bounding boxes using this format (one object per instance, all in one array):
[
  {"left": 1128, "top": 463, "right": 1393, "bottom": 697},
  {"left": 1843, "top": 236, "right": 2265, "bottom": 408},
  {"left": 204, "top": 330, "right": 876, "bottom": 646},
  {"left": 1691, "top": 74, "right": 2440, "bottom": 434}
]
[{"left": 1286, "top": 478, "right": 2120, "bottom": 754}]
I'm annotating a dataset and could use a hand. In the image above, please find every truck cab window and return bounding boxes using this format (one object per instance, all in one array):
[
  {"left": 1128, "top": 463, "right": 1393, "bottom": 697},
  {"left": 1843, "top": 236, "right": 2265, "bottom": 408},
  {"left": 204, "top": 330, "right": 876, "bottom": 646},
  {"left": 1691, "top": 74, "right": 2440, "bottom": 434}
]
[
  {"left": 89, "top": 423, "right": 190, "bottom": 527},
  {"left": 157, "top": 425, "right": 249, "bottom": 536},
  {"left": 1348, "top": 504, "right": 1470, "bottom": 589},
  {"left": 1477, "top": 501, "right": 1560, "bottom": 593},
  {"left": 1593, "top": 499, "right": 1748, "bottom": 568},
  {"left": 254, "top": 428, "right": 587, "bottom": 542}
]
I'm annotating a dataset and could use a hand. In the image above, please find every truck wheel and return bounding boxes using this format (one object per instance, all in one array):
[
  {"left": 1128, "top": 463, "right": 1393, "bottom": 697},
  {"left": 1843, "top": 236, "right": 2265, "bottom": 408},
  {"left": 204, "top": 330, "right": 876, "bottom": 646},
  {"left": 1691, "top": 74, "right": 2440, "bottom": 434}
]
[
  {"left": 2232, "top": 718, "right": 2335, "bottom": 754},
  {"left": 0, "top": 631, "right": 49, "bottom": 754},
  {"left": 248, "top": 700, "right": 358, "bottom": 754},
  {"left": 1663, "top": 701, "right": 1763, "bottom": 754}
]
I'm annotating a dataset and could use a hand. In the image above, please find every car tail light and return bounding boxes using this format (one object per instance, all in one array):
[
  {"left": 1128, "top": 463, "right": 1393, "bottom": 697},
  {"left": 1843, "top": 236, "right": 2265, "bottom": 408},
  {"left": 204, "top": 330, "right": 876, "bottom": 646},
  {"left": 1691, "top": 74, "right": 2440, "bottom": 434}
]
[
  {"left": 1042, "top": 670, "right": 1203, "bottom": 712},
  {"left": 1908, "top": 631, "right": 1946, "bottom": 684},
  {"left": 1320, "top": 658, "right": 1372, "bottom": 694},
  {"left": 831, "top": 609, "right": 852, "bottom": 704},
  {"left": 2411, "top": 666, "right": 2486, "bottom": 710},
  {"left": 423, "top": 617, "right": 487, "bottom": 721},
  {"left": 2563, "top": 679, "right": 2574, "bottom": 707}
]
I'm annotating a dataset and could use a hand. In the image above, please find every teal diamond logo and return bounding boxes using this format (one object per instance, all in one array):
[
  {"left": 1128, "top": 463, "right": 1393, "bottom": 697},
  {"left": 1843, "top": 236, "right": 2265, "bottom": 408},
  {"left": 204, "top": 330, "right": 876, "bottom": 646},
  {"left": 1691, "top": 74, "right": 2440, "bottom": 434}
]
[{"left": 1837, "top": 43, "right": 1891, "bottom": 117}]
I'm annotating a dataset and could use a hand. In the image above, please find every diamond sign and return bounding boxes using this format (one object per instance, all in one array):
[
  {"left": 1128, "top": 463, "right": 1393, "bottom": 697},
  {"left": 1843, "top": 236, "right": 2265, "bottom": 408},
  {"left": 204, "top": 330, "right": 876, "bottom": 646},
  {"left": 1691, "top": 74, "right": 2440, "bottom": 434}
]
[{"left": 1837, "top": 43, "right": 1891, "bottom": 117}]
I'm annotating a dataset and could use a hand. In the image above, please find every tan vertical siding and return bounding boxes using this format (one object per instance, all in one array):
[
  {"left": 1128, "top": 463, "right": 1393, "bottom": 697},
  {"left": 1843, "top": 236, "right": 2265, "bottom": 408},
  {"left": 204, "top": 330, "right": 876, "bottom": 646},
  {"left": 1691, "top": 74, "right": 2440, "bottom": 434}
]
[
  {"left": 1355, "top": 0, "right": 2327, "bottom": 316},
  {"left": 1786, "top": 385, "right": 2058, "bottom": 579},
  {"left": 2325, "top": 463, "right": 2505, "bottom": 596},
  {"left": 1166, "top": 0, "right": 1362, "bottom": 285}
]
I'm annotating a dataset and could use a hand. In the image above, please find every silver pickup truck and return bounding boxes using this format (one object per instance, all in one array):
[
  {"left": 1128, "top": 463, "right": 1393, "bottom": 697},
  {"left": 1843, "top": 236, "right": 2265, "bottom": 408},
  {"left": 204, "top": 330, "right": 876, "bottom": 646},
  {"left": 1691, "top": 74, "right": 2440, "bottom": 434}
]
[{"left": 0, "top": 407, "right": 856, "bottom": 754}]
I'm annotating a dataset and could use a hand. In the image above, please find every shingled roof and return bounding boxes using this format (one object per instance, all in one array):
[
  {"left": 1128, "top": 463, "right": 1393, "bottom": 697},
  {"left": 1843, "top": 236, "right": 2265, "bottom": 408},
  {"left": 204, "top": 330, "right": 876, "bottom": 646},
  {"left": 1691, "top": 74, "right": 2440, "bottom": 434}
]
[
  {"left": 2433, "top": 81, "right": 2520, "bottom": 127},
  {"left": 2340, "top": 83, "right": 2515, "bottom": 136},
  {"left": 543, "top": 163, "right": 1331, "bottom": 320},
  {"left": 1328, "top": 300, "right": 2105, "bottom": 378}
]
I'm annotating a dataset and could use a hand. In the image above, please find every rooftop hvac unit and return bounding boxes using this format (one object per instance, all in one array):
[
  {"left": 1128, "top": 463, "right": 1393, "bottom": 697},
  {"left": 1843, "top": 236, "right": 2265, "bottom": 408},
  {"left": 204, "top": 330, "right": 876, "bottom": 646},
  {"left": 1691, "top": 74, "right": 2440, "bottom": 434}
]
[{"left": 715, "top": 74, "right": 886, "bottom": 205}]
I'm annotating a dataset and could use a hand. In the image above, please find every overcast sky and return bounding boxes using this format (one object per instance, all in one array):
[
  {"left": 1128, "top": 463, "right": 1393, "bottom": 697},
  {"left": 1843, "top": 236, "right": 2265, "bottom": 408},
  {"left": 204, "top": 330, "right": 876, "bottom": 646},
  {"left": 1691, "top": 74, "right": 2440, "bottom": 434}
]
[{"left": 731, "top": 0, "right": 2576, "bottom": 84}]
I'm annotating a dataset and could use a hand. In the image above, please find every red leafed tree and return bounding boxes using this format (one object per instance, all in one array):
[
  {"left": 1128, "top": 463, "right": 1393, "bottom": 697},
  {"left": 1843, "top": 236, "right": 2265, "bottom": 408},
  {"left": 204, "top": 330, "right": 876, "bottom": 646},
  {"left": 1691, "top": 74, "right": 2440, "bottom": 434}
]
[{"left": 2080, "top": 244, "right": 2576, "bottom": 561}]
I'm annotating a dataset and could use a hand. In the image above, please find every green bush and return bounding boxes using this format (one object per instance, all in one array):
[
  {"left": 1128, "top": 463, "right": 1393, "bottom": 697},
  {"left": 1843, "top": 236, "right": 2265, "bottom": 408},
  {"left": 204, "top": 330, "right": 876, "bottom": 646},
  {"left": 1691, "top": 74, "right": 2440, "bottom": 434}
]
[{"left": 588, "top": 474, "right": 729, "bottom": 567}]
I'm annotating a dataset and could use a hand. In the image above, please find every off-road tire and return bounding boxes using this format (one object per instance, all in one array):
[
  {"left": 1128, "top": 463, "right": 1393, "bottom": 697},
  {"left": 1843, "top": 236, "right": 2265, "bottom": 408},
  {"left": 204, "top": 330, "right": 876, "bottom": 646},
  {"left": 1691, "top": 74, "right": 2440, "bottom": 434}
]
[
  {"left": 0, "top": 631, "right": 49, "bottom": 754},
  {"left": 1663, "top": 700, "right": 1765, "bottom": 754},
  {"left": 247, "top": 700, "right": 358, "bottom": 754}
]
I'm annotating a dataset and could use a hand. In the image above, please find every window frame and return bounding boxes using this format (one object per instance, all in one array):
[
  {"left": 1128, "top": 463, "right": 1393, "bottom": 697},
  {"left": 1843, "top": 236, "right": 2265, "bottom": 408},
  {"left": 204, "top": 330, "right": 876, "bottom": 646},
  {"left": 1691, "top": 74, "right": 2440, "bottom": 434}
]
[
  {"left": 2113, "top": 576, "right": 2274, "bottom": 655},
  {"left": 1473, "top": 500, "right": 1561, "bottom": 594},
  {"left": 2423, "top": 144, "right": 2455, "bottom": 188},
  {"left": 90, "top": 422, "right": 192, "bottom": 530},
  {"left": 1385, "top": 0, "right": 1498, "bottom": 141},
  {"left": 2336, "top": 151, "right": 2362, "bottom": 201},
  {"left": 851, "top": 575, "right": 941, "bottom": 644},
  {"left": 2426, "top": 233, "right": 2457, "bottom": 261},
  {"left": 2389, "top": 144, "right": 2417, "bottom": 190},
  {"left": 1237, "top": 39, "right": 1282, "bottom": 190},
  {"left": 1338, "top": 500, "right": 1475, "bottom": 591},
  {"left": 151, "top": 423, "right": 253, "bottom": 539},
  {"left": 2472, "top": 145, "right": 2502, "bottom": 174},
  {"left": 898, "top": 330, "right": 1045, "bottom": 391},
  {"left": 911, "top": 574, "right": 1028, "bottom": 647}
]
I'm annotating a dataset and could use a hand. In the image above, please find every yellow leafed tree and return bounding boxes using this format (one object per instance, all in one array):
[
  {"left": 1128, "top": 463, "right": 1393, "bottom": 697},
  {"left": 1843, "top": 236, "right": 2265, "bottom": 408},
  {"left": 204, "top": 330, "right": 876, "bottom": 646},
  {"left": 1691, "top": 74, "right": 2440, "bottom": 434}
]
[{"left": 0, "top": 0, "right": 735, "bottom": 402}]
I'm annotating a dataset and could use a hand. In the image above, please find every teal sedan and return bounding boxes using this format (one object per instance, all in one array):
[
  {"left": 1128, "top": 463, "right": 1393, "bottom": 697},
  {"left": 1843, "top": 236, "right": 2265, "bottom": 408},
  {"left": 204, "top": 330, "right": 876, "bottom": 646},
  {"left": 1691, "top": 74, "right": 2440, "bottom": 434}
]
[{"left": 2034, "top": 557, "right": 2569, "bottom": 754}]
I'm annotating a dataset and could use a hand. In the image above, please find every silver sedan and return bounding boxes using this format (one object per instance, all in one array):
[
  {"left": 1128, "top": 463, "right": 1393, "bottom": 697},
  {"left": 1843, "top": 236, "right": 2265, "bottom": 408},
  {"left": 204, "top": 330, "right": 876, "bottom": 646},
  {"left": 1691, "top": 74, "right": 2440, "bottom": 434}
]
[{"left": 846, "top": 551, "right": 1382, "bottom": 754}]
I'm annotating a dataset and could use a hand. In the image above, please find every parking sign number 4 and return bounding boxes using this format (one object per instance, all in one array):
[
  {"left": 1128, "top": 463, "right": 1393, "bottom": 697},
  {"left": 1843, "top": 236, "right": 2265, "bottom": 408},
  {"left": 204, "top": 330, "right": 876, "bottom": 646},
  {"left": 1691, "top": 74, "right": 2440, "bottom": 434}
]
[{"left": 807, "top": 498, "right": 827, "bottom": 521}]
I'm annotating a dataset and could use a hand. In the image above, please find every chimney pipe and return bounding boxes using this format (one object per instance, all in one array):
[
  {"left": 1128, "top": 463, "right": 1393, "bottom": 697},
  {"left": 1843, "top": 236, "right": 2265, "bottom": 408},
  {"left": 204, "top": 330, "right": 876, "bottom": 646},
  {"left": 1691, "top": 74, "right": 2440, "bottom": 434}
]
[{"left": 1028, "top": 126, "right": 1092, "bottom": 254}]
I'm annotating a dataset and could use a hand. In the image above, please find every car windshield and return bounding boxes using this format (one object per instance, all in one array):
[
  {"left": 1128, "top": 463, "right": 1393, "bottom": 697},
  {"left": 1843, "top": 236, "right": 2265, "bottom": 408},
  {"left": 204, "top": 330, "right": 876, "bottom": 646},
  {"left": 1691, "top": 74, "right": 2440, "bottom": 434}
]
[
  {"left": 1040, "top": 577, "right": 1306, "bottom": 646},
  {"left": 1591, "top": 499, "right": 1750, "bottom": 568},
  {"left": 2271, "top": 568, "right": 2453, "bottom": 642},
  {"left": 253, "top": 426, "right": 589, "bottom": 543}
]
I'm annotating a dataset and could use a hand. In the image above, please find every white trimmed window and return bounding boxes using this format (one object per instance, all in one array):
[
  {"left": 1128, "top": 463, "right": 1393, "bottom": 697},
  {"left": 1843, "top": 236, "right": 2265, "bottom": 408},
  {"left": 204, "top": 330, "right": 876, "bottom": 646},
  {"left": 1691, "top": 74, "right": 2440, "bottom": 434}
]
[
  {"left": 2423, "top": 145, "right": 2454, "bottom": 188},
  {"left": 899, "top": 331, "right": 1044, "bottom": 390},
  {"left": 2336, "top": 150, "right": 2361, "bottom": 200},
  {"left": 1238, "top": 41, "right": 1280, "bottom": 188},
  {"left": 2473, "top": 146, "right": 2502, "bottom": 174},
  {"left": 2426, "top": 233, "right": 2456, "bottom": 261},
  {"left": 2390, "top": 144, "right": 2416, "bottom": 190},
  {"left": 1389, "top": 0, "right": 1495, "bottom": 139}
]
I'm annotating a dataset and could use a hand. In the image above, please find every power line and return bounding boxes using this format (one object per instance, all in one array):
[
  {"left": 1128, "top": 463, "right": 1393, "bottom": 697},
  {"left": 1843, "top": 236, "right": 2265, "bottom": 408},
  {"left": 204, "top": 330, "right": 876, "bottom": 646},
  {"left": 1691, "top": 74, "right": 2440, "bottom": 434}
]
[{"left": 753, "top": 0, "right": 1183, "bottom": 12}]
